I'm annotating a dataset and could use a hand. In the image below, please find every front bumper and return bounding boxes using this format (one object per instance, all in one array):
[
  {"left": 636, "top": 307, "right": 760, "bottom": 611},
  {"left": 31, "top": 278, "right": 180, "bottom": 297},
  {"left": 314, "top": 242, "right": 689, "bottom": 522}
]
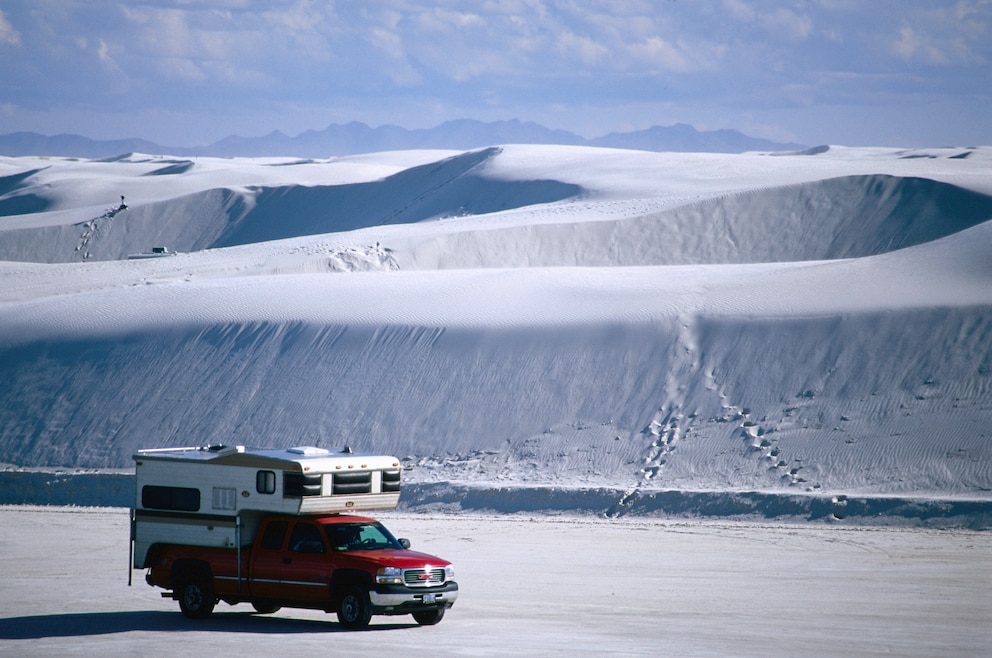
[{"left": 369, "top": 581, "right": 459, "bottom": 613}]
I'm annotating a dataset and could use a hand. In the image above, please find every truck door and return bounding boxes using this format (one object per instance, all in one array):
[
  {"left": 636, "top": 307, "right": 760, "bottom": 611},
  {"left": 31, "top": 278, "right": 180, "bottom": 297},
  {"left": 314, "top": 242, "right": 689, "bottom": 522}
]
[
  {"left": 248, "top": 520, "right": 289, "bottom": 601},
  {"left": 252, "top": 520, "right": 331, "bottom": 603}
]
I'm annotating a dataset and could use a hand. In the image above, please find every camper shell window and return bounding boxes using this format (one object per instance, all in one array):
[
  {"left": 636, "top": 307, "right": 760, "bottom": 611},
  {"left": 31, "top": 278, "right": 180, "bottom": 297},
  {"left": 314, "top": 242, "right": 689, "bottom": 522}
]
[
  {"left": 142, "top": 485, "right": 200, "bottom": 512},
  {"left": 256, "top": 470, "right": 276, "bottom": 494},
  {"left": 283, "top": 471, "right": 322, "bottom": 497}
]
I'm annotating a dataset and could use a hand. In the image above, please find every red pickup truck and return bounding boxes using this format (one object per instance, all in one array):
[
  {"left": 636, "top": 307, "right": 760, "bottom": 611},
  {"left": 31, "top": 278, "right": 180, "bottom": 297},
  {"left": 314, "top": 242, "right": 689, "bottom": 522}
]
[{"left": 145, "top": 513, "right": 458, "bottom": 628}]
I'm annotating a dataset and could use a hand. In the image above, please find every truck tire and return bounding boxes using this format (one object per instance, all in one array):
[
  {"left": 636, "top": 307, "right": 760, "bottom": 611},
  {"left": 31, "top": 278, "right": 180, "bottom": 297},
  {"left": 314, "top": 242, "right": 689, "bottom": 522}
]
[
  {"left": 412, "top": 608, "right": 445, "bottom": 625},
  {"left": 251, "top": 601, "right": 281, "bottom": 614},
  {"left": 336, "top": 585, "right": 372, "bottom": 629},
  {"left": 177, "top": 569, "right": 215, "bottom": 619}
]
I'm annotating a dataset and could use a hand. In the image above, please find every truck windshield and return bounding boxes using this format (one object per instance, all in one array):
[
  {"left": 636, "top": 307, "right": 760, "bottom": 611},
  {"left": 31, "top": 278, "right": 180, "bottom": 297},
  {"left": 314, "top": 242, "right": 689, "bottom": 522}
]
[{"left": 325, "top": 522, "right": 401, "bottom": 552}]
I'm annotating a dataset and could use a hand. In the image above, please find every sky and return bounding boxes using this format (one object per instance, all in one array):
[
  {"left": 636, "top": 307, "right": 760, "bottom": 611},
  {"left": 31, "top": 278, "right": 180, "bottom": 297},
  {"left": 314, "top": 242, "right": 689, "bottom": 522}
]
[{"left": 0, "top": 0, "right": 990, "bottom": 148}]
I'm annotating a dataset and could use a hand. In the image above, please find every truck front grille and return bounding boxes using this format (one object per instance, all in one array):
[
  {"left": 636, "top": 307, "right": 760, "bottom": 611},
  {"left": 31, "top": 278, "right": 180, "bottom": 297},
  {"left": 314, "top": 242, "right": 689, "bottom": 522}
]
[{"left": 403, "top": 568, "right": 446, "bottom": 587}]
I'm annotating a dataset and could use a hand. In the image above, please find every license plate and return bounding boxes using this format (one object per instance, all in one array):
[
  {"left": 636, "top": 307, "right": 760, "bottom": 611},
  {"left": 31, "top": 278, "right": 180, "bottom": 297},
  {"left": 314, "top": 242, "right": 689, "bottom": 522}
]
[{"left": 422, "top": 593, "right": 437, "bottom": 604}]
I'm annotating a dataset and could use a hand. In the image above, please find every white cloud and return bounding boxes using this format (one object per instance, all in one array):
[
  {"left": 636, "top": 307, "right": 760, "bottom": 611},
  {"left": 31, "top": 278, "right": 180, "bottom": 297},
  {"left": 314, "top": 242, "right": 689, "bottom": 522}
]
[
  {"left": 721, "top": 2, "right": 811, "bottom": 40},
  {"left": 557, "top": 31, "right": 609, "bottom": 66},
  {"left": 723, "top": 0, "right": 756, "bottom": 23},
  {"left": 97, "top": 39, "right": 111, "bottom": 63},
  {"left": 0, "top": 0, "right": 989, "bottom": 147},
  {"left": 120, "top": 6, "right": 196, "bottom": 60},
  {"left": 811, "top": 0, "right": 858, "bottom": 11},
  {"left": 0, "top": 9, "right": 22, "bottom": 46},
  {"left": 370, "top": 26, "right": 406, "bottom": 61},
  {"left": 366, "top": 24, "right": 424, "bottom": 86},
  {"left": 268, "top": 2, "right": 328, "bottom": 33},
  {"left": 417, "top": 8, "right": 485, "bottom": 31},
  {"left": 893, "top": 25, "right": 943, "bottom": 64},
  {"left": 891, "top": 22, "right": 983, "bottom": 66},
  {"left": 890, "top": 2, "right": 991, "bottom": 65},
  {"left": 762, "top": 7, "right": 812, "bottom": 41},
  {"left": 627, "top": 35, "right": 690, "bottom": 73},
  {"left": 955, "top": 0, "right": 992, "bottom": 38}
]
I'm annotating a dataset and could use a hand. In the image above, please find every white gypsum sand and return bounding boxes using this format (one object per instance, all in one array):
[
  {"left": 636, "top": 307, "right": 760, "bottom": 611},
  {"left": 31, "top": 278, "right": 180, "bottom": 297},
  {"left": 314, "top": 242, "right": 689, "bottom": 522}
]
[
  {"left": 0, "top": 145, "right": 990, "bottom": 504},
  {"left": 0, "top": 506, "right": 990, "bottom": 656}
]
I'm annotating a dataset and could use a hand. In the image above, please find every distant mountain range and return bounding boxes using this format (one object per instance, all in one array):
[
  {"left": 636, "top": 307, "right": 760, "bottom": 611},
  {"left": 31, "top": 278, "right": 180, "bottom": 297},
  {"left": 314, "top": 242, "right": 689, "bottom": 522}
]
[{"left": 0, "top": 119, "right": 805, "bottom": 158}]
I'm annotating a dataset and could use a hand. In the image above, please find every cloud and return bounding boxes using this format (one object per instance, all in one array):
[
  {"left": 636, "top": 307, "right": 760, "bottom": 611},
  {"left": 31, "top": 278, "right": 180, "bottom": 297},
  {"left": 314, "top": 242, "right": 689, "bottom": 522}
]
[
  {"left": 723, "top": 0, "right": 756, "bottom": 23},
  {"left": 416, "top": 7, "right": 485, "bottom": 31},
  {"left": 0, "top": 9, "right": 21, "bottom": 46},
  {"left": 369, "top": 26, "right": 424, "bottom": 85},
  {"left": 0, "top": 0, "right": 988, "bottom": 148},
  {"left": 762, "top": 7, "right": 812, "bottom": 41},
  {"left": 721, "top": 1, "right": 811, "bottom": 40},
  {"left": 627, "top": 35, "right": 691, "bottom": 73},
  {"left": 890, "top": 2, "right": 992, "bottom": 65},
  {"left": 893, "top": 25, "right": 947, "bottom": 64},
  {"left": 97, "top": 39, "right": 111, "bottom": 63},
  {"left": 954, "top": 0, "right": 992, "bottom": 38},
  {"left": 94, "top": 37, "right": 131, "bottom": 90},
  {"left": 557, "top": 31, "right": 610, "bottom": 67}
]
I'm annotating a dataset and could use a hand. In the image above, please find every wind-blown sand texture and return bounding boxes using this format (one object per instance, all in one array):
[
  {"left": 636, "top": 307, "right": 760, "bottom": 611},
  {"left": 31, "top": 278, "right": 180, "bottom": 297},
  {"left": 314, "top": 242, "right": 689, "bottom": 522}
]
[{"left": 1, "top": 145, "right": 990, "bottom": 514}]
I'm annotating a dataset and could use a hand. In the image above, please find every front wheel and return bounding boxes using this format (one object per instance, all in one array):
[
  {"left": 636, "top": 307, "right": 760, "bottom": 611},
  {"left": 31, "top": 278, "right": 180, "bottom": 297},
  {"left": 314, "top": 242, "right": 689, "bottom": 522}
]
[
  {"left": 336, "top": 586, "right": 372, "bottom": 629},
  {"left": 177, "top": 570, "right": 215, "bottom": 619},
  {"left": 412, "top": 607, "right": 445, "bottom": 625}
]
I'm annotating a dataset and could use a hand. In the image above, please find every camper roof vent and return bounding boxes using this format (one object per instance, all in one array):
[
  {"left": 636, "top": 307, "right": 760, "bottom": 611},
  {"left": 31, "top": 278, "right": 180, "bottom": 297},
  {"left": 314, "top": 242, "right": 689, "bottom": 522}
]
[
  {"left": 287, "top": 446, "right": 330, "bottom": 456},
  {"left": 204, "top": 444, "right": 242, "bottom": 455}
]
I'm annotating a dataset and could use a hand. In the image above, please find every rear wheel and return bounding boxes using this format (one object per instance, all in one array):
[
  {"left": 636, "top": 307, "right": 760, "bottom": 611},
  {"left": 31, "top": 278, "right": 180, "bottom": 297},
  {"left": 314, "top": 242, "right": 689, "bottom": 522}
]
[
  {"left": 251, "top": 601, "right": 281, "bottom": 614},
  {"left": 176, "top": 570, "right": 215, "bottom": 619},
  {"left": 336, "top": 585, "right": 372, "bottom": 629},
  {"left": 412, "top": 607, "right": 445, "bottom": 625}
]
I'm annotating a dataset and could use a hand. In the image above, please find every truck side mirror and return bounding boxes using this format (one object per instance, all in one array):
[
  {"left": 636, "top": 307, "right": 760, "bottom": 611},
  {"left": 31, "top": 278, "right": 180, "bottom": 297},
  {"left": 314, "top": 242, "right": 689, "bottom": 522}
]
[{"left": 399, "top": 538, "right": 411, "bottom": 549}]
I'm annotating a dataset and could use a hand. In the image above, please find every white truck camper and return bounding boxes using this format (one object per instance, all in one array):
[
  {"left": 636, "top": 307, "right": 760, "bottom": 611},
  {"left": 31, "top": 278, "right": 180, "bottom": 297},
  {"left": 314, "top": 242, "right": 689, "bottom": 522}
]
[{"left": 130, "top": 444, "right": 402, "bottom": 575}]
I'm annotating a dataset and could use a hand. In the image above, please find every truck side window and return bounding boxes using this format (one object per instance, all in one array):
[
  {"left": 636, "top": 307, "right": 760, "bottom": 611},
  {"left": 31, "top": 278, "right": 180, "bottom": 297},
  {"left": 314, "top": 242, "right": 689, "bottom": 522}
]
[
  {"left": 328, "top": 524, "right": 362, "bottom": 551},
  {"left": 256, "top": 470, "right": 276, "bottom": 494},
  {"left": 289, "top": 522, "right": 325, "bottom": 554},
  {"left": 261, "top": 521, "right": 288, "bottom": 551}
]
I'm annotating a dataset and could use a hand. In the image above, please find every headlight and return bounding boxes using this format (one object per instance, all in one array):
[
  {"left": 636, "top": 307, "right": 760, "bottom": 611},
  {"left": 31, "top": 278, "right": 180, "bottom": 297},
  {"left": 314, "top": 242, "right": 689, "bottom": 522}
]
[
  {"left": 376, "top": 566, "right": 403, "bottom": 585},
  {"left": 444, "top": 565, "right": 455, "bottom": 581}
]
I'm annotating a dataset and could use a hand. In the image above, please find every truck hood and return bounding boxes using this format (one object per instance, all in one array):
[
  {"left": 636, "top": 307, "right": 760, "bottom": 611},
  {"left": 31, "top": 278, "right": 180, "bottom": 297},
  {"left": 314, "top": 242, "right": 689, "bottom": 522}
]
[{"left": 346, "top": 548, "right": 451, "bottom": 568}]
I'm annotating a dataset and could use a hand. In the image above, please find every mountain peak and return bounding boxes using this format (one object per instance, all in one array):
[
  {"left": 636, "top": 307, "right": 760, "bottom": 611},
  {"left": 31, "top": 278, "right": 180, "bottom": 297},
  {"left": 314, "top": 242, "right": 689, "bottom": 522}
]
[{"left": 0, "top": 120, "right": 805, "bottom": 158}]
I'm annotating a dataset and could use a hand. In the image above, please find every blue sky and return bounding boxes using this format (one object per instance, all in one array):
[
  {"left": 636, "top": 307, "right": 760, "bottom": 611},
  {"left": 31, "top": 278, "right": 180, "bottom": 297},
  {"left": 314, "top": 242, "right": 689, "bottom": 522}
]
[{"left": 1, "top": 1, "right": 989, "bottom": 147}]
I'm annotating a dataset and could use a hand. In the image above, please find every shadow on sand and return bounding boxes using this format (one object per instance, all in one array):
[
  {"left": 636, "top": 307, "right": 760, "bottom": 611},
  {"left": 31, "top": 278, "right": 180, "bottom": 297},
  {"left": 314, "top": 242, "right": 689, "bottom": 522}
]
[{"left": 0, "top": 610, "right": 415, "bottom": 639}]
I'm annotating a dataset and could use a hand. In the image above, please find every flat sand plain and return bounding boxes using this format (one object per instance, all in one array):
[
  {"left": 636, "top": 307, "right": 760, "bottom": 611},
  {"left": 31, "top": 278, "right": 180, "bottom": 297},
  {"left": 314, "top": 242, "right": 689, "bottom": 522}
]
[{"left": 1, "top": 506, "right": 989, "bottom": 657}]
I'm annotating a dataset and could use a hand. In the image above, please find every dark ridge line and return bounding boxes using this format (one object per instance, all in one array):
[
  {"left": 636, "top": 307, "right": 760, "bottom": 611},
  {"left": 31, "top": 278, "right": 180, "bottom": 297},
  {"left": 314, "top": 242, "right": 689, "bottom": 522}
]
[{"left": 1, "top": 471, "right": 988, "bottom": 529}]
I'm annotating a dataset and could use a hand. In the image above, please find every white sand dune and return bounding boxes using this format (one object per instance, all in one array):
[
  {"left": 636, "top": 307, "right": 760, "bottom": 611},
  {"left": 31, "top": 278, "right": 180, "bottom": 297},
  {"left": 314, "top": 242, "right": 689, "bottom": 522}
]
[{"left": 1, "top": 144, "right": 990, "bottom": 511}]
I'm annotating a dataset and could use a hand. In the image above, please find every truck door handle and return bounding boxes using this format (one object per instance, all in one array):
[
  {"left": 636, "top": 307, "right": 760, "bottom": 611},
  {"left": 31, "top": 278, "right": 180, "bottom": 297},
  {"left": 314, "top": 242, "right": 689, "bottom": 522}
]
[{"left": 283, "top": 557, "right": 291, "bottom": 564}]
